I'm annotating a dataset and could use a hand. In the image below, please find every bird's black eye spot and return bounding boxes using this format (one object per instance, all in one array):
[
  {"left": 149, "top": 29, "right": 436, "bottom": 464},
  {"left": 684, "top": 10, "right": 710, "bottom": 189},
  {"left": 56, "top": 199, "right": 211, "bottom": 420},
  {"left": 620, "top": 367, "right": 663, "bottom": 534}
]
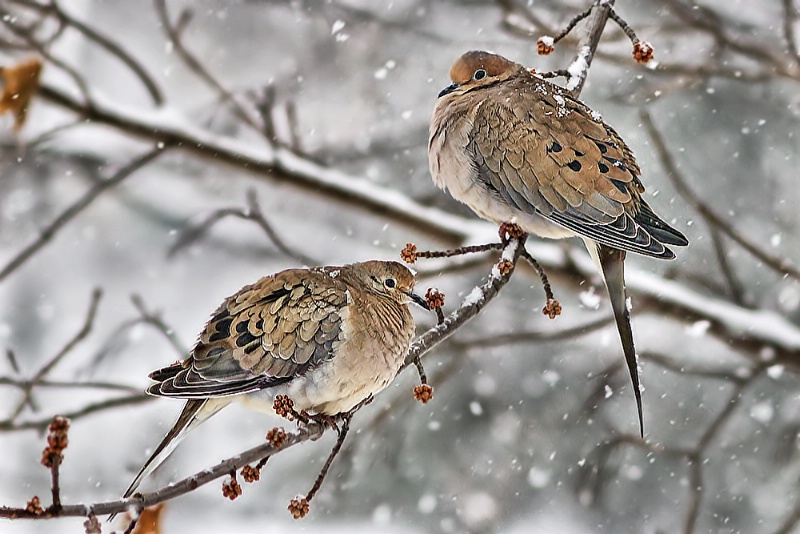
[
  {"left": 384, "top": 278, "right": 397, "bottom": 289},
  {"left": 473, "top": 68, "right": 487, "bottom": 81}
]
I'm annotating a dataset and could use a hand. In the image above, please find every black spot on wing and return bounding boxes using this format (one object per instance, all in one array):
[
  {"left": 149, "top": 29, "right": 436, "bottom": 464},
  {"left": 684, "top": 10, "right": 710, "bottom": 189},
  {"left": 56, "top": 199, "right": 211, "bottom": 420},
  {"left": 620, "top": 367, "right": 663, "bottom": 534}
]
[
  {"left": 610, "top": 179, "right": 628, "bottom": 194},
  {"left": 256, "top": 287, "right": 292, "bottom": 305},
  {"left": 603, "top": 156, "right": 627, "bottom": 173},
  {"left": 244, "top": 342, "right": 261, "bottom": 354},
  {"left": 210, "top": 308, "right": 230, "bottom": 324},
  {"left": 236, "top": 331, "right": 258, "bottom": 347},
  {"left": 567, "top": 160, "right": 582, "bottom": 172}
]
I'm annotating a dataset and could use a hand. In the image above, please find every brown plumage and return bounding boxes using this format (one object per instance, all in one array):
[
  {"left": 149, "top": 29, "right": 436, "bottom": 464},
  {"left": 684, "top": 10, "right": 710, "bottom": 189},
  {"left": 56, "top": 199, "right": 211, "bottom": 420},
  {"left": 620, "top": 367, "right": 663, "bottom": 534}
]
[
  {"left": 118, "top": 260, "right": 427, "bottom": 504},
  {"left": 430, "top": 50, "right": 688, "bottom": 435}
]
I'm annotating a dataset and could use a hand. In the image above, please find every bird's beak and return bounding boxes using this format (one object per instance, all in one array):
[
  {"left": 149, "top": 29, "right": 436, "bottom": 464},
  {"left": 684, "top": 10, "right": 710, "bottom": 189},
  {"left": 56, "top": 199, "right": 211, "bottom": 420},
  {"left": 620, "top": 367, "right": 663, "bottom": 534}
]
[
  {"left": 438, "top": 82, "right": 460, "bottom": 98},
  {"left": 406, "top": 290, "right": 430, "bottom": 310}
]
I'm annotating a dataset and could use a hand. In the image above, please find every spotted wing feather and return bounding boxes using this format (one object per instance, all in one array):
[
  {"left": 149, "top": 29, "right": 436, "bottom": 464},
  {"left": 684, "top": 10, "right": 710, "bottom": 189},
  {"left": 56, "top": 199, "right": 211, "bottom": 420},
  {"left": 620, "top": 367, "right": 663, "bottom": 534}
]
[
  {"left": 468, "top": 73, "right": 686, "bottom": 258},
  {"left": 148, "top": 269, "right": 348, "bottom": 399}
]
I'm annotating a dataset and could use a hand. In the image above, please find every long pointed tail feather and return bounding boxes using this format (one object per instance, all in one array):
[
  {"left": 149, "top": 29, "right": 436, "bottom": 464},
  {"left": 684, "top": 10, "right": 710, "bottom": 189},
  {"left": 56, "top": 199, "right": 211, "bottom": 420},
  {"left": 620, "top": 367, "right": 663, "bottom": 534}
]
[
  {"left": 110, "top": 398, "right": 230, "bottom": 522},
  {"left": 595, "top": 244, "right": 644, "bottom": 437}
]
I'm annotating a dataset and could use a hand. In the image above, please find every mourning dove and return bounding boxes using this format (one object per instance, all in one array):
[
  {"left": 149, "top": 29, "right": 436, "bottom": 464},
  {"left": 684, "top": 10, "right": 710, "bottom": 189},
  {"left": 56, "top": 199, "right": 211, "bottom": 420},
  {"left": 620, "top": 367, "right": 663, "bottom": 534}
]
[
  {"left": 120, "top": 260, "right": 427, "bottom": 501},
  {"left": 429, "top": 50, "right": 688, "bottom": 435}
]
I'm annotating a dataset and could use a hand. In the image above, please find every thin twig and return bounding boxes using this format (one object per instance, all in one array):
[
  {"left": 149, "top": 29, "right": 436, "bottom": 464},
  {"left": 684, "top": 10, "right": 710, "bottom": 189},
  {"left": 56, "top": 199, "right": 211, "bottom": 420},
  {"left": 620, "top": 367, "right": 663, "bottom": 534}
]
[
  {"left": 130, "top": 295, "right": 187, "bottom": 357},
  {"left": 0, "top": 5, "right": 94, "bottom": 105},
  {"left": 538, "top": 68, "right": 571, "bottom": 79},
  {"left": 782, "top": 0, "right": 800, "bottom": 65},
  {"left": 451, "top": 315, "right": 614, "bottom": 349},
  {"left": 495, "top": 0, "right": 560, "bottom": 39},
  {"left": 0, "top": 147, "right": 166, "bottom": 283},
  {"left": 774, "top": 487, "right": 800, "bottom": 534},
  {"left": 244, "top": 189, "right": 317, "bottom": 265},
  {"left": 414, "top": 243, "right": 504, "bottom": 260},
  {"left": 707, "top": 224, "right": 747, "bottom": 306},
  {"left": 640, "top": 351, "right": 749, "bottom": 383},
  {"left": 305, "top": 415, "right": 351, "bottom": 504},
  {"left": 551, "top": 4, "right": 595, "bottom": 45},
  {"left": 168, "top": 189, "right": 317, "bottom": 266},
  {"left": 607, "top": 6, "right": 639, "bottom": 44},
  {"left": 6, "top": 350, "right": 20, "bottom": 374},
  {"left": 0, "top": 422, "right": 323, "bottom": 518},
  {"left": 0, "top": 394, "right": 150, "bottom": 433},
  {"left": 0, "top": 377, "right": 141, "bottom": 393},
  {"left": 153, "top": 0, "right": 261, "bottom": 133},
  {"left": 401, "top": 236, "right": 528, "bottom": 371},
  {"left": 4, "top": 289, "right": 102, "bottom": 423},
  {"left": 520, "top": 248, "right": 555, "bottom": 302},
  {"left": 9, "top": 0, "right": 163, "bottom": 105},
  {"left": 640, "top": 110, "right": 800, "bottom": 282},
  {"left": 412, "top": 356, "right": 428, "bottom": 385},
  {"left": 567, "top": 0, "right": 615, "bottom": 96},
  {"left": 49, "top": 461, "right": 60, "bottom": 511}
]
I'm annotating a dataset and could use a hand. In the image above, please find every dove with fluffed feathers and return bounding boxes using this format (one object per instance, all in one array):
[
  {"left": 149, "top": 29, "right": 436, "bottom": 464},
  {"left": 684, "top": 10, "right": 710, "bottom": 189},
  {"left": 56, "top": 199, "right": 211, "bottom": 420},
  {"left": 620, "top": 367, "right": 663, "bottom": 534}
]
[
  {"left": 117, "top": 260, "right": 428, "bottom": 507},
  {"left": 429, "top": 50, "right": 688, "bottom": 436}
]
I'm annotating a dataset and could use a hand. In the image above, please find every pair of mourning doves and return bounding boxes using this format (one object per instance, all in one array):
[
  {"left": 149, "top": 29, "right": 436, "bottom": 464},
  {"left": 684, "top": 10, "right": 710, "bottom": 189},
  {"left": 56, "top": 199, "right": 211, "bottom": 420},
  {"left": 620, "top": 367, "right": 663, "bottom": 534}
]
[
  {"left": 429, "top": 50, "right": 688, "bottom": 435},
  {"left": 120, "top": 260, "right": 427, "bottom": 501}
]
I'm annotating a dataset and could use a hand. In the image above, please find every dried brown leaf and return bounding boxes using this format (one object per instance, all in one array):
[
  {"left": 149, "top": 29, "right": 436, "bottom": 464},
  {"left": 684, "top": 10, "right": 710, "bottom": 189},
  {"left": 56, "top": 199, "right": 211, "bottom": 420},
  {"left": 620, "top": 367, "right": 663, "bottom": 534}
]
[
  {"left": 0, "top": 58, "right": 43, "bottom": 131},
  {"left": 131, "top": 504, "right": 166, "bottom": 534}
]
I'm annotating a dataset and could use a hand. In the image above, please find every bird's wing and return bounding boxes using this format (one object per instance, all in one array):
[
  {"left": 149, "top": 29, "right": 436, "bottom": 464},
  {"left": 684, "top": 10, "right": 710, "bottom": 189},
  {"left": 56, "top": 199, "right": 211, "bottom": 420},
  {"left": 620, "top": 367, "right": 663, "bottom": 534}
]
[
  {"left": 468, "top": 78, "right": 681, "bottom": 258},
  {"left": 148, "top": 269, "right": 348, "bottom": 398}
]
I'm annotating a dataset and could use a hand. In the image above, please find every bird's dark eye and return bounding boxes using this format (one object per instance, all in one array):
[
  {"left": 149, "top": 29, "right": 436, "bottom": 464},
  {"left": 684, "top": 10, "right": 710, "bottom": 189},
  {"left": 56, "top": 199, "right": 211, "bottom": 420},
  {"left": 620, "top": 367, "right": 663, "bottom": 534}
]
[
  {"left": 384, "top": 278, "right": 397, "bottom": 289},
  {"left": 473, "top": 69, "right": 487, "bottom": 80}
]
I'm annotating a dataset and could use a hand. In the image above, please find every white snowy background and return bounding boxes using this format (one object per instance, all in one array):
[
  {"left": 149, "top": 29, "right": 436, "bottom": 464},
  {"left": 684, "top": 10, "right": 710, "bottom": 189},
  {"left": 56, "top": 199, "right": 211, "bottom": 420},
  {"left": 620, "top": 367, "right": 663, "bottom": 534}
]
[{"left": 1, "top": 0, "right": 799, "bottom": 533}]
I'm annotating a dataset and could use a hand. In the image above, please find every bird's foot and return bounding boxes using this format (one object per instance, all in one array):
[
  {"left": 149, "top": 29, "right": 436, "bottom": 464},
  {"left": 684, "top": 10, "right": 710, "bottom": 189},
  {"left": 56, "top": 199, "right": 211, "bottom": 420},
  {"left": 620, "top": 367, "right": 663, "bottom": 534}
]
[{"left": 306, "top": 412, "right": 340, "bottom": 433}]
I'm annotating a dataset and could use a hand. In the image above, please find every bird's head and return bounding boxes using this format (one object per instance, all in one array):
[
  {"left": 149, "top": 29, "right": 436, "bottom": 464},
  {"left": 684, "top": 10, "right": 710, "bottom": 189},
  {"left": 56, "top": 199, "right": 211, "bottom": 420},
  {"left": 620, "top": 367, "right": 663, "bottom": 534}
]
[
  {"left": 349, "top": 260, "right": 429, "bottom": 309},
  {"left": 438, "top": 50, "right": 520, "bottom": 98}
]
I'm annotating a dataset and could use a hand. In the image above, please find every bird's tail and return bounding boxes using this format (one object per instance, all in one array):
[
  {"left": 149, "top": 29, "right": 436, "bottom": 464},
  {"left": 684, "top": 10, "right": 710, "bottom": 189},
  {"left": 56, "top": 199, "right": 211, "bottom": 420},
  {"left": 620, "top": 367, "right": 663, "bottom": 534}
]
[
  {"left": 591, "top": 242, "right": 644, "bottom": 437},
  {"left": 110, "top": 397, "right": 230, "bottom": 522}
]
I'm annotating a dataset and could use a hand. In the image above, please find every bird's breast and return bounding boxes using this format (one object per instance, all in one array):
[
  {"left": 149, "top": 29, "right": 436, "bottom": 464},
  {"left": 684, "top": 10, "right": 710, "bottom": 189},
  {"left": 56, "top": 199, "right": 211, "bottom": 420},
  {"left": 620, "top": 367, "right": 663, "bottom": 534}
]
[
  {"left": 429, "top": 100, "right": 475, "bottom": 195},
  {"left": 429, "top": 98, "right": 576, "bottom": 240}
]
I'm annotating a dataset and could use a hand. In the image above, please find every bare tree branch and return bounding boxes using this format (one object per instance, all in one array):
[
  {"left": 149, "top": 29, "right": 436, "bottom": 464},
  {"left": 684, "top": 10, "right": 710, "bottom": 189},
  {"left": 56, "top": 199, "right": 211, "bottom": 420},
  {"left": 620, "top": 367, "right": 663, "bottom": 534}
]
[
  {"left": 640, "top": 110, "right": 800, "bottom": 282},
  {"left": 2, "top": 288, "right": 102, "bottom": 424},
  {"left": 0, "top": 147, "right": 166, "bottom": 283},
  {"left": 8, "top": 0, "right": 164, "bottom": 105},
  {"left": 153, "top": 0, "right": 261, "bottom": 133}
]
